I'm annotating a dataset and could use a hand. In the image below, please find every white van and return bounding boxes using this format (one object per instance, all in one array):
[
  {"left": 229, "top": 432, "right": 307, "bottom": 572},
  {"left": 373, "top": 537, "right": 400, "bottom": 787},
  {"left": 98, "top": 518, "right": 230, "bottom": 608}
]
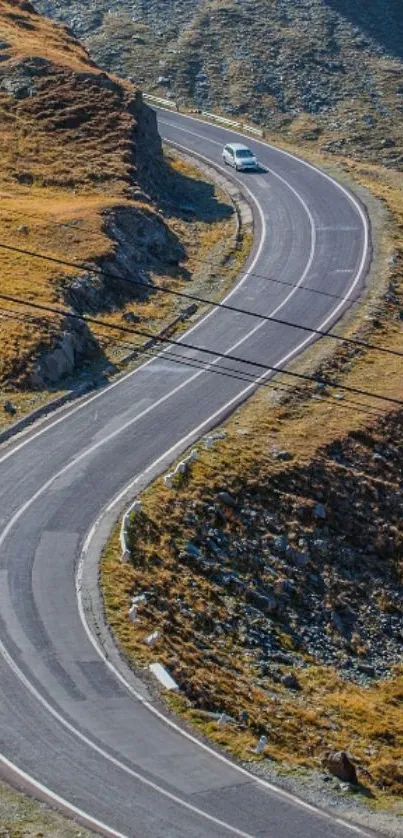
[{"left": 222, "top": 143, "right": 258, "bottom": 171}]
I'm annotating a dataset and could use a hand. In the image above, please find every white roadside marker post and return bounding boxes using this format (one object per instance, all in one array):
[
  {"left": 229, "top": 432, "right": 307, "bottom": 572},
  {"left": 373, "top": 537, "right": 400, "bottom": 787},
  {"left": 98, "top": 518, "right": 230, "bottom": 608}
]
[{"left": 255, "top": 735, "right": 267, "bottom": 755}]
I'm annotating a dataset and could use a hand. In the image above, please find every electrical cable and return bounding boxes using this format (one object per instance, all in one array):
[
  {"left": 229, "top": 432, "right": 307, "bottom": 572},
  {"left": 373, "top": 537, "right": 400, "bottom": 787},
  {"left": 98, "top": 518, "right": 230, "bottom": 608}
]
[
  {"left": 0, "top": 290, "right": 401, "bottom": 407},
  {"left": 0, "top": 240, "right": 401, "bottom": 359},
  {"left": 0, "top": 304, "right": 384, "bottom": 417},
  {"left": 0, "top": 205, "right": 365, "bottom": 305}
]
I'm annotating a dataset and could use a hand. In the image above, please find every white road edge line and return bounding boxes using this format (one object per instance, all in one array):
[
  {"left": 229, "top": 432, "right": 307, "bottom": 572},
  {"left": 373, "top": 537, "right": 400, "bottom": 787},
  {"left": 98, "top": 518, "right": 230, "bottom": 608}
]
[
  {"left": 0, "top": 125, "right": 321, "bottom": 553},
  {"left": 0, "top": 151, "right": 264, "bottom": 469},
  {"left": 0, "top": 104, "right": 368, "bottom": 469},
  {"left": 0, "top": 249, "right": 369, "bottom": 837},
  {"left": 160, "top": 108, "right": 370, "bottom": 283},
  {"left": 160, "top": 118, "right": 369, "bottom": 336},
  {"left": 0, "top": 142, "right": 322, "bottom": 555},
  {"left": 0, "top": 115, "right": 370, "bottom": 837},
  {"left": 0, "top": 638, "right": 255, "bottom": 838},
  {"left": 0, "top": 754, "right": 127, "bottom": 838},
  {"left": 75, "top": 415, "right": 375, "bottom": 836}
]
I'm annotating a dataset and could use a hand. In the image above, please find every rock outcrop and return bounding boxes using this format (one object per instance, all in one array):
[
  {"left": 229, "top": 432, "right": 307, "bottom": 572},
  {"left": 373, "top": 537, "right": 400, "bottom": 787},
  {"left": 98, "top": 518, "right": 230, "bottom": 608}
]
[
  {"left": 323, "top": 751, "right": 358, "bottom": 784},
  {"left": 0, "top": 0, "right": 189, "bottom": 387},
  {"left": 31, "top": 317, "right": 97, "bottom": 387}
]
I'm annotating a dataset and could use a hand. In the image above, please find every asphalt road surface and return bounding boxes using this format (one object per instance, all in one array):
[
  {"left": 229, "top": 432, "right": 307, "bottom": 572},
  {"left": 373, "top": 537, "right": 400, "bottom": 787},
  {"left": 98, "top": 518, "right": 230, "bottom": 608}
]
[{"left": 0, "top": 111, "right": 373, "bottom": 837}]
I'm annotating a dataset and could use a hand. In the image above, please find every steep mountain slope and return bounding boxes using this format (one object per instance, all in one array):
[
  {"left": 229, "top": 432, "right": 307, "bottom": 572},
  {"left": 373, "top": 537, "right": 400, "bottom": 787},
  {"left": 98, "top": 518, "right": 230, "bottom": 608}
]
[
  {"left": 35, "top": 0, "right": 403, "bottom": 168},
  {"left": 0, "top": 0, "right": 235, "bottom": 394},
  {"left": 0, "top": 0, "right": 163, "bottom": 387}
]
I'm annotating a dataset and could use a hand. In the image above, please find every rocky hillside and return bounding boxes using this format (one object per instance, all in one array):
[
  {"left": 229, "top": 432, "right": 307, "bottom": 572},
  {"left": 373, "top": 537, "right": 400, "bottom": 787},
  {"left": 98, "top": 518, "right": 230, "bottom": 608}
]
[
  {"left": 102, "top": 138, "right": 403, "bottom": 804},
  {"left": 0, "top": 0, "right": 163, "bottom": 387},
  {"left": 103, "top": 385, "right": 403, "bottom": 798},
  {"left": 0, "top": 0, "right": 235, "bottom": 393},
  {"left": 35, "top": 0, "right": 403, "bottom": 169}
]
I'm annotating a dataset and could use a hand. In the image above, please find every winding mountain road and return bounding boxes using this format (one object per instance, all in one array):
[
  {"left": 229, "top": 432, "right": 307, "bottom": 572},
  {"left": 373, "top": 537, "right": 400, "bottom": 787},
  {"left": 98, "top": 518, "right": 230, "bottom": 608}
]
[{"left": 0, "top": 111, "right": 373, "bottom": 837}]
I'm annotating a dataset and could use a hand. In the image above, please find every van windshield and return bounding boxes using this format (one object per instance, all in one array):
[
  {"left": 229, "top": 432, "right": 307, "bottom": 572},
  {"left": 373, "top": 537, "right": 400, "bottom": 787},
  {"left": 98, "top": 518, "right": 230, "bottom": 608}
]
[{"left": 236, "top": 149, "right": 254, "bottom": 158}]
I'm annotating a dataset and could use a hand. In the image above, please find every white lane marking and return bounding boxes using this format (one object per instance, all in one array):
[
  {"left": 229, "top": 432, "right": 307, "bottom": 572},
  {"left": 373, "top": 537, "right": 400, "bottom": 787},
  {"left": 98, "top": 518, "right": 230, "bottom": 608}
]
[
  {"left": 160, "top": 110, "right": 369, "bottom": 311},
  {"left": 75, "top": 514, "right": 374, "bottom": 838},
  {"left": 0, "top": 158, "right": 265, "bottom": 469},
  {"left": 0, "top": 134, "right": 316, "bottom": 483},
  {"left": 0, "top": 641, "right": 254, "bottom": 838},
  {"left": 0, "top": 116, "right": 370, "bottom": 837},
  {"left": 0, "top": 117, "right": 318, "bottom": 473},
  {"left": 165, "top": 140, "right": 317, "bottom": 325},
  {"left": 0, "top": 151, "right": 319, "bottom": 555},
  {"left": 0, "top": 106, "right": 367, "bottom": 473},
  {"left": 0, "top": 267, "right": 372, "bottom": 838},
  {"left": 0, "top": 112, "right": 369, "bottom": 473},
  {"left": 316, "top": 227, "right": 361, "bottom": 232},
  {"left": 0, "top": 754, "right": 127, "bottom": 838},
  {"left": 160, "top": 123, "right": 368, "bottom": 338},
  {"left": 0, "top": 136, "right": 319, "bottom": 528},
  {"left": 161, "top": 121, "right": 320, "bottom": 266}
]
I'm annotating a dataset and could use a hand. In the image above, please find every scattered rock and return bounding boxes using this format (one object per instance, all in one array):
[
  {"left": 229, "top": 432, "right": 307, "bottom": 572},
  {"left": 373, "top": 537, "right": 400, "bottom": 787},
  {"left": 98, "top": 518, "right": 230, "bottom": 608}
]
[
  {"left": 255, "top": 735, "right": 267, "bottom": 755},
  {"left": 358, "top": 663, "right": 375, "bottom": 677},
  {"left": 272, "top": 448, "right": 293, "bottom": 461},
  {"left": 204, "top": 432, "right": 227, "bottom": 449},
  {"left": 31, "top": 317, "right": 98, "bottom": 386},
  {"left": 3, "top": 400, "right": 16, "bottom": 416},
  {"left": 123, "top": 311, "right": 141, "bottom": 324},
  {"left": 128, "top": 603, "right": 140, "bottom": 622},
  {"left": 217, "top": 491, "right": 237, "bottom": 508},
  {"left": 281, "top": 673, "right": 301, "bottom": 691},
  {"left": 273, "top": 534, "right": 288, "bottom": 553},
  {"left": 323, "top": 751, "right": 358, "bottom": 784},
  {"left": 143, "top": 630, "right": 161, "bottom": 646}
]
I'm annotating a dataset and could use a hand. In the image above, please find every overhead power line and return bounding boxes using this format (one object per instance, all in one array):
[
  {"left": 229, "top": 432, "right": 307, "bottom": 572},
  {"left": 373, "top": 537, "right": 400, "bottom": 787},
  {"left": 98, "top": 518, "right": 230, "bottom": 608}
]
[
  {"left": 0, "top": 240, "right": 401, "bottom": 360},
  {"left": 0, "top": 206, "right": 363, "bottom": 305},
  {"left": 0, "top": 303, "right": 383, "bottom": 418},
  {"left": 0, "top": 290, "right": 401, "bottom": 408}
]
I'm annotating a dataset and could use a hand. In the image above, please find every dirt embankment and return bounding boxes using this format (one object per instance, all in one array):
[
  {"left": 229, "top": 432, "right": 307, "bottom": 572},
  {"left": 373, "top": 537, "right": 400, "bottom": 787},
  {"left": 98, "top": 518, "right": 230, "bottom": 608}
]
[
  {"left": 0, "top": 0, "right": 238, "bottom": 396},
  {"left": 102, "top": 154, "right": 403, "bottom": 807}
]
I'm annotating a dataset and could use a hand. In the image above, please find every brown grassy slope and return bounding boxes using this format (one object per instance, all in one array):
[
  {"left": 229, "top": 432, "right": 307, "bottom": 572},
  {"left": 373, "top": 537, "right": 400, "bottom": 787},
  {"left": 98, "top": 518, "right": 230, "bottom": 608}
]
[
  {"left": 0, "top": 0, "right": 151, "bottom": 384},
  {"left": 102, "top": 158, "right": 403, "bottom": 800},
  {"left": 104, "top": 407, "right": 403, "bottom": 796},
  {"left": 0, "top": 1, "right": 237, "bottom": 390}
]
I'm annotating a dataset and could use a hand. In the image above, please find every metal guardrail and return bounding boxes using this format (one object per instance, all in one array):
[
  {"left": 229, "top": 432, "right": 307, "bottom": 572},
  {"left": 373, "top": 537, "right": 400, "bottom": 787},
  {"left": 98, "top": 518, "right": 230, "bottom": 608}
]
[
  {"left": 120, "top": 445, "right": 199, "bottom": 560},
  {"left": 142, "top": 95, "right": 264, "bottom": 137},
  {"left": 201, "top": 111, "right": 264, "bottom": 138},
  {"left": 244, "top": 124, "right": 265, "bottom": 137},
  {"left": 201, "top": 111, "right": 242, "bottom": 129},
  {"left": 143, "top": 93, "right": 177, "bottom": 110}
]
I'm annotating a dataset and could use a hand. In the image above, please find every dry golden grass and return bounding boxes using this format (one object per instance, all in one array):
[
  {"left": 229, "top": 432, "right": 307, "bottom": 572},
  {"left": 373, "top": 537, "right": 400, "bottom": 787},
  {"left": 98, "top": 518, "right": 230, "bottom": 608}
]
[
  {"left": 102, "top": 155, "right": 403, "bottom": 802},
  {"left": 103, "top": 506, "right": 403, "bottom": 795},
  {"left": 0, "top": 0, "right": 95, "bottom": 72},
  {"left": 0, "top": 1, "right": 241, "bottom": 401},
  {"left": 0, "top": 776, "right": 94, "bottom": 838},
  {"left": 0, "top": 1, "right": 141, "bottom": 383}
]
